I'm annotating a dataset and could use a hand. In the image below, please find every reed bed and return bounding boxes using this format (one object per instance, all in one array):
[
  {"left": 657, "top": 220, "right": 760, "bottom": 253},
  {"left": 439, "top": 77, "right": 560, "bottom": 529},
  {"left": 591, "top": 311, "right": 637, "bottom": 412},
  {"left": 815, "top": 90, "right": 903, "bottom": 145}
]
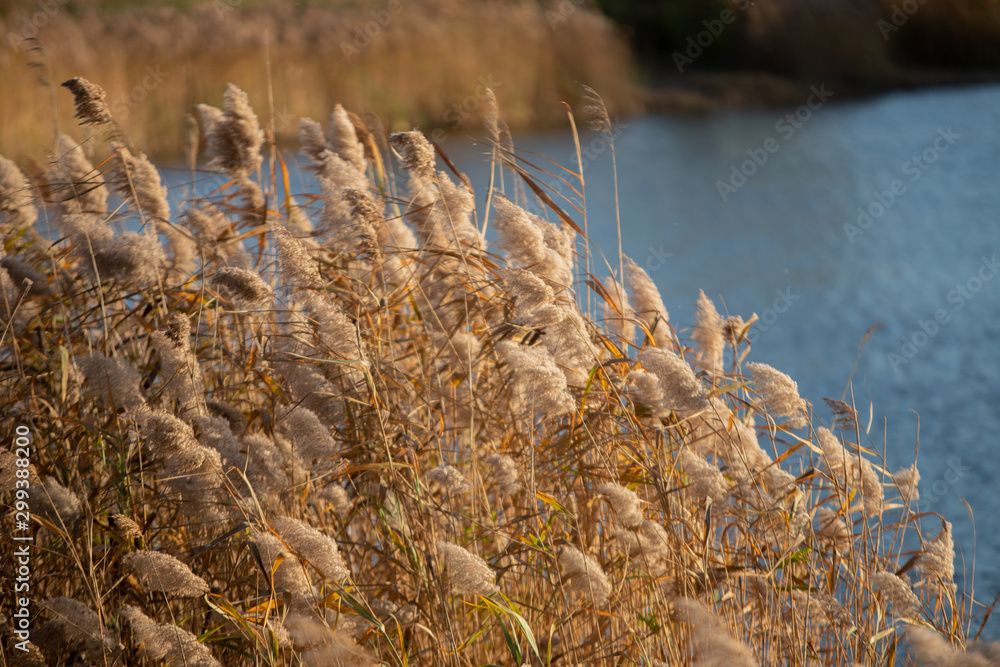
[
  {"left": 0, "top": 0, "right": 638, "bottom": 160},
  {"left": 0, "top": 76, "right": 997, "bottom": 666}
]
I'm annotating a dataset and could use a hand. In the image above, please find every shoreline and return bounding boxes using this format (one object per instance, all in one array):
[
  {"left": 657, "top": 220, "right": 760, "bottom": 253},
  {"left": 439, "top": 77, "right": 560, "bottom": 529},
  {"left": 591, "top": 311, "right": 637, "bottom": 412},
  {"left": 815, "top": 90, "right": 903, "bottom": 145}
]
[{"left": 641, "top": 67, "right": 1000, "bottom": 114}]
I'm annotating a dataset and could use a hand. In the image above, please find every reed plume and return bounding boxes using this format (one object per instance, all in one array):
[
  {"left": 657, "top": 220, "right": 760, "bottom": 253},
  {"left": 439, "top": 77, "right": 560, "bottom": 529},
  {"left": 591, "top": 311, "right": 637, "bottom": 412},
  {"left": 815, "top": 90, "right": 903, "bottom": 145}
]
[
  {"left": 328, "top": 104, "right": 367, "bottom": 174},
  {"left": 636, "top": 347, "right": 709, "bottom": 412},
  {"left": 273, "top": 516, "right": 351, "bottom": 584},
  {"left": 35, "top": 597, "right": 115, "bottom": 661},
  {"left": 746, "top": 362, "right": 809, "bottom": 429},
  {"left": 212, "top": 266, "right": 274, "bottom": 307},
  {"left": 692, "top": 289, "right": 725, "bottom": 375},
  {"left": 559, "top": 545, "right": 611, "bottom": 606},
  {"left": 121, "top": 605, "right": 221, "bottom": 667},
  {"left": 438, "top": 541, "right": 499, "bottom": 597},
  {"left": 61, "top": 77, "right": 112, "bottom": 126},
  {"left": 498, "top": 340, "right": 575, "bottom": 416},
  {"left": 624, "top": 256, "right": 671, "bottom": 349},
  {"left": 122, "top": 550, "right": 210, "bottom": 598},
  {"left": 0, "top": 155, "right": 38, "bottom": 236},
  {"left": 198, "top": 83, "right": 263, "bottom": 176},
  {"left": 80, "top": 353, "right": 145, "bottom": 410},
  {"left": 48, "top": 134, "right": 108, "bottom": 216}
]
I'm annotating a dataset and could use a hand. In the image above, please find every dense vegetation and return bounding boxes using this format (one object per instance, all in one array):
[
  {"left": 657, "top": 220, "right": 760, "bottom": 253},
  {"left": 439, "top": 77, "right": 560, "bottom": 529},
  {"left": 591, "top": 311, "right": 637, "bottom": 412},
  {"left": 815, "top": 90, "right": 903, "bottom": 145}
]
[{"left": 0, "top": 74, "right": 997, "bottom": 665}]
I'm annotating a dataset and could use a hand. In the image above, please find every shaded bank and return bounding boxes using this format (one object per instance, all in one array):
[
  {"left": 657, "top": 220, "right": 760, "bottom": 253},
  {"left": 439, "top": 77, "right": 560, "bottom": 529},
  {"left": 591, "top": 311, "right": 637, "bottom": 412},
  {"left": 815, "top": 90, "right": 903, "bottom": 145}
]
[
  {"left": 597, "top": 0, "right": 1000, "bottom": 78},
  {"left": 0, "top": 0, "right": 639, "bottom": 160}
]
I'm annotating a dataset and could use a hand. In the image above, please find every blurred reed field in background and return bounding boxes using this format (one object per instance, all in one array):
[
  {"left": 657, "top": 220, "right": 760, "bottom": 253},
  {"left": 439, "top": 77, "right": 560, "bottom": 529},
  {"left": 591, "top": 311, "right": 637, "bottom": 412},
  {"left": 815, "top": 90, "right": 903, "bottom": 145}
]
[
  {"left": 1, "top": 74, "right": 999, "bottom": 665},
  {"left": 0, "top": 0, "right": 639, "bottom": 159}
]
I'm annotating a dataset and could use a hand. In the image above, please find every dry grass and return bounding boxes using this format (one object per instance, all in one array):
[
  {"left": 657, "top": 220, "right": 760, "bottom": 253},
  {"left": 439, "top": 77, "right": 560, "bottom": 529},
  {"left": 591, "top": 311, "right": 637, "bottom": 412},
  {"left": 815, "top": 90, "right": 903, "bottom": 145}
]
[
  {"left": 0, "top": 0, "right": 639, "bottom": 160},
  {"left": 1, "top": 76, "right": 997, "bottom": 666}
]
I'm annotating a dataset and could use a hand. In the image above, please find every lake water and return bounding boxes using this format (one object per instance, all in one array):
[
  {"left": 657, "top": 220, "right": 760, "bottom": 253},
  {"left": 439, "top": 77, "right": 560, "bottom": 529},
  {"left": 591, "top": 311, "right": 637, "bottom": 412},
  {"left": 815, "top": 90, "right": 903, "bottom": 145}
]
[{"left": 164, "top": 82, "right": 1000, "bottom": 633}]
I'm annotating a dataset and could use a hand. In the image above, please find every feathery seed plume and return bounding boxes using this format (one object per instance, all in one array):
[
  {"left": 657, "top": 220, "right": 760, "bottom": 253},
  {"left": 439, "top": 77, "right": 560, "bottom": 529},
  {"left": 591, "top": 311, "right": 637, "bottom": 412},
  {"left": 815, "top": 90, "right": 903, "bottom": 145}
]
[
  {"left": 122, "top": 550, "right": 210, "bottom": 597},
  {"left": 817, "top": 427, "right": 883, "bottom": 516},
  {"left": 328, "top": 105, "right": 367, "bottom": 174},
  {"left": 493, "top": 194, "right": 572, "bottom": 289},
  {"left": 500, "top": 267, "right": 555, "bottom": 318},
  {"left": 273, "top": 224, "right": 322, "bottom": 288},
  {"left": 151, "top": 314, "right": 204, "bottom": 414},
  {"left": 111, "top": 144, "right": 170, "bottom": 222},
  {"left": 679, "top": 449, "right": 729, "bottom": 503},
  {"left": 121, "top": 606, "right": 221, "bottom": 667},
  {"left": 426, "top": 464, "right": 472, "bottom": 496},
  {"left": 437, "top": 541, "right": 499, "bottom": 597},
  {"left": 298, "top": 628, "right": 376, "bottom": 667},
  {"left": 601, "top": 273, "right": 636, "bottom": 344},
  {"left": 389, "top": 131, "right": 436, "bottom": 182},
  {"left": 249, "top": 533, "right": 312, "bottom": 597},
  {"left": 319, "top": 484, "right": 352, "bottom": 515},
  {"left": 872, "top": 570, "right": 921, "bottom": 618},
  {"left": 80, "top": 353, "right": 145, "bottom": 409},
  {"left": 614, "top": 519, "right": 672, "bottom": 573},
  {"left": 597, "top": 482, "right": 644, "bottom": 528},
  {"left": 486, "top": 454, "right": 521, "bottom": 496},
  {"left": 212, "top": 266, "right": 274, "bottom": 307},
  {"left": 49, "top": 134, "right": 108, "bottom": 216},
  {"left": 342, "top": 187, "right": 382, "bottom": 263},
  {"left": 109, "top": 513, "right": 144, "bottom": 547},
  {"left": 0, "top": 155, "right": 38, "bottom": 234},
  {"left": 637, "top": 347, "right": 709, "bottom": 412},
  {"left": 198, "top": 84, "right": 263, "bottom": 175},
  {"left": 1, "top": 256, "right": 51, "bottom": 297},
  {"left": 498, "top": 341, "right": 575, "bottom": 416},
  {"left": 315, "top": 153, "right": 369, "bottom": 248},
  {"left": 206, "top": 399, "right": 246, "bottom": 434},
  {"left": 815, "top": 506, "right": 852, "bottom": 553},
  {"left": 273, "top": 516, "right": 350, "bottom": 583},
  {"left": 692, "top": 290, "right": 725, "bottom": 375},
  {"left": 278, "top": 406, "right": 342, "bottom": 473},
  {"left": 298, "top": 118, "right": 328, "bottom": 165},
  {"left": 31, "top": 476, "right": 81, "bottom": 526},
  {"left": 434, "top": 172, "right": 484, "bottom": 250},
  {"left": 61, "top": 77, "right": 112, "bottom": 125},
  {"left": 559, "top": 545, "right": 611, "bottom": 606},
  {"left": 823, "top": 397, "right": 859, "bottom": 432},
  {"left": 37, "top": 597, "right": 115, "bottom": 657},
  {"left": 904, "top": 627, "right": 1000, "bottom": 667},
  {"left": 917, "top": 522, "right": 957, "bottom": 595},
  {"left": 624, "top": 256, "right": 671, "bottom": 348},
  {"left": 746, "top": 362, "right": 808, "bottom": 429},
  {"left": 627, "top": 368, "right": 669, "bottom": 418},
  {"left": 675, "top": 598, "right": 758, "bottom": 667},
  {"left": 894, "top": 464, "right": 920, "bottom": 501}
]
